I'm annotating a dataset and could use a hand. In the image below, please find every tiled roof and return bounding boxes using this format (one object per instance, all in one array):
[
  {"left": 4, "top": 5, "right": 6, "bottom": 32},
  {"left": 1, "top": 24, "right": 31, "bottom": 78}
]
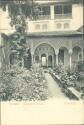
[
  {"left": 28, "top": 25, "right": 84, "bottom": 37},
  {"left": 2, "top": 26, "right": 83, "bottom": 38},
  {"left": 77, "top": 25, "right": 84, "bottom": 33},
  {"left": 28, "top": 31, "right": 83, "bottom": 37},
  {"left": 36, "top": 0, "right": 83, "bottom": 4}
]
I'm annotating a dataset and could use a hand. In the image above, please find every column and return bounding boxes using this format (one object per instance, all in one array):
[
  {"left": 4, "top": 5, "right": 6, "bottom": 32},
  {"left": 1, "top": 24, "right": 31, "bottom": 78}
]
[
  {"left": 82, "top": 48, "right": 84, "bottom": 60},
  {"left": 50, "top": 5, "right": 54, "bottom": 19},
  {"left": 33, "top": 55, "right": 35, "bottom": 63},
  {"left": 46, "top": 53, "right": 48, "bottom": 67},
  {"left": 52, "top": 55, "right": 54, "bottom": 68},
  {"left": 31, "top": 54, "right": 34, "bottom": 66},
  {"left": 0, "top": 34, "right": 2, "bottom": 46},
  {"left": 0, "top": 34, "right": 2, "bottom": 69},
  {"left": 55, "top": 50, "right": 59, "bottom": 66},
  {"left": 31, "top": 41, "right": 34, "bottom": 64},
  {"left": 83, "top": 48, "right": 84, "bottom": 59},
  {"left": 39, "top": 54, "right": 41, "bottom": 67},
  {"left": 68, "top": 49, "right": 73, "bottom": 70}
]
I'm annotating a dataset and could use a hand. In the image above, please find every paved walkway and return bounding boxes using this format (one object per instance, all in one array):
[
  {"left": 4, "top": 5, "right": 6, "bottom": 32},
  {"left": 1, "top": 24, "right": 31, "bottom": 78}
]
[{"left": 45, "top": 73, "right": 68, "bottom": 100}]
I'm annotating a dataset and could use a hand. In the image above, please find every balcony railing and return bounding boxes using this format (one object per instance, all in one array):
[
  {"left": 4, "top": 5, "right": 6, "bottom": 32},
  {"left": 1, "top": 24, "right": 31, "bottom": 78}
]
[
  {"left": 30, "top": 14, "right": 72, "bottom": 21},
  {"left": 33, "top": 15, "right": 50, "bottom": 20},
  {"left": 54, "top": 13, "right": 72, "bottom": 19}
]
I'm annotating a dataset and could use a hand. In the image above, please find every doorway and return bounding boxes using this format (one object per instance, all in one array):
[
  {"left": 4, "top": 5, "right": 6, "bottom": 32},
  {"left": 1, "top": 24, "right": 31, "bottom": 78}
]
[{"left": 41, "top": 54, "right": 47, "bottom": 67}]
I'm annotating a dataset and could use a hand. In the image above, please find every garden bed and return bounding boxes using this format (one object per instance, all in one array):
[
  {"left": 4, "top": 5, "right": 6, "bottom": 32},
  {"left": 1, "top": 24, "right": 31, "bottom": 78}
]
[
  {"left": 0, "top": 66, "right": 48, "bottom": 101},
  {"left": 49, "top": 66, "right": 84, "bottom": 100}
]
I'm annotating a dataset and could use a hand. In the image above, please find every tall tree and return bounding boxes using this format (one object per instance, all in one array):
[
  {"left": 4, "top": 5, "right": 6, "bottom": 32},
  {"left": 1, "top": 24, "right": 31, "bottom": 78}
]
[{"left": 0, "top": 0, "right": 39, "bottom": 69}]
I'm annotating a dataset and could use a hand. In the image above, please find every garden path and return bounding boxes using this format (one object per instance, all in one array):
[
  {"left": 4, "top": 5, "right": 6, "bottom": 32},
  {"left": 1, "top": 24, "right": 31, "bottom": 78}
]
[{"left": 45, "top": 73, "right": 69, "bottom": 100}]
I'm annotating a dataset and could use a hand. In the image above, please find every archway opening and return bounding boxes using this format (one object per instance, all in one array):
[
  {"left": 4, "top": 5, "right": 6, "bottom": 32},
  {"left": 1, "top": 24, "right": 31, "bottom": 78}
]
[
  {"left": 35, "top": 56, "right": 39, "bottom": 63},
  {"left": 34, "top": 43, "right": 55, "bottom": 68},
  {"left": 10, "top": 53, "right": 15, "bottom": 65},
  {"left": 72, "top": 46, "right": 82, "bottom": 64},
  {"left": 58, "top": 47, "right": 69, "bottom": 66},
  {"left": 48, "top": 55, "right": 52, "bottom": 67},
  {"left": 41, "top": 54, "right": 47, "bottom": 67}
]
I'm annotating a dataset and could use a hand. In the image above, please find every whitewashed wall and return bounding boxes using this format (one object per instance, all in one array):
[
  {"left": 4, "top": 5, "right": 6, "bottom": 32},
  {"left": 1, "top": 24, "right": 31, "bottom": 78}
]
[
  {"left": 0, "top": 8, "right": 15, "bottom": 35},
  {"left": 0, "top": 3, "right": 83, "bottom": 34},
  {"left": 28, "top": 3, "right": 83, "bottom": 33}
]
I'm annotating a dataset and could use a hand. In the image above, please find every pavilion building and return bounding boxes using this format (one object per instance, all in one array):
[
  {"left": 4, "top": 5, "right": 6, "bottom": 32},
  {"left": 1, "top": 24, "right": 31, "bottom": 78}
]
[{"left": 26, "top": 0, "right": 84, "bottom": 69}]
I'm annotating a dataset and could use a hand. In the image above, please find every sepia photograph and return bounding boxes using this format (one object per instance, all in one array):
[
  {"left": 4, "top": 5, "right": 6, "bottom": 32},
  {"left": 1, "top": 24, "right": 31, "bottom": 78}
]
[{"left": 0, "top": 0, "right": 84, "bottom": 124}]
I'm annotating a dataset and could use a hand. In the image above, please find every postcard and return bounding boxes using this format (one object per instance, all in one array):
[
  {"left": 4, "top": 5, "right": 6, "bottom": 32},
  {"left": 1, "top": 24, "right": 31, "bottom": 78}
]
[{"left": 0, "top": 0, "right": 84, "bottom": 125}]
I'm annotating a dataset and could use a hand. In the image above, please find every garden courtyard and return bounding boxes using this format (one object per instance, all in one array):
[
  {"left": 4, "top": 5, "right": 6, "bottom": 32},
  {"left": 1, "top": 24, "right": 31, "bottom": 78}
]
[{"left": 0, "top": 61, "right": 84, "bottom": 101}]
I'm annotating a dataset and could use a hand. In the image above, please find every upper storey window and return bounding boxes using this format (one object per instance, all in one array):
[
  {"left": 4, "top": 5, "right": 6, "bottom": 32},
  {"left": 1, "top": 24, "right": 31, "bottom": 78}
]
[
  {"left": 54, "top": 4, "right": 72, "bottom": 19},
  {"left": 36, "top": 6, "right": 50, "bottom": 20},
  {"left": 64, "top": 5, "right": 72, "bottom": 14},
  {"left": 39, "top": 6, "right": 50, "bottom": 15}
]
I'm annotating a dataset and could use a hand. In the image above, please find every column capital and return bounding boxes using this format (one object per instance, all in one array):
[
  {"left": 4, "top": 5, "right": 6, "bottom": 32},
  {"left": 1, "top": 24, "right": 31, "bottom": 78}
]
[
  {"left": 31, "top": 50, "right": 34, "bottom": 55},
  {"left": 68, "top": 49, "right": 73, "bottom": 55},
  {"left": 55, "top": 49, "right": 59, "bottom": 56}
]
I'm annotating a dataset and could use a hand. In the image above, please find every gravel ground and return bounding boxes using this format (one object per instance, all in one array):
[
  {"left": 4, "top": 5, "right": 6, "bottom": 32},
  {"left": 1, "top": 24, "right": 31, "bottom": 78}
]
[{"left": 45, "top": 73, "right": 69, "bottom": 100}]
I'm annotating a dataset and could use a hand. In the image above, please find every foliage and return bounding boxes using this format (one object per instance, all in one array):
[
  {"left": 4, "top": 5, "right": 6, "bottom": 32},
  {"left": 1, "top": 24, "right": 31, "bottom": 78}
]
[
  {"left": 9, "top": 36, "right": 32, "bottom": 69},
  {"left": 0, "top": 70, "right": 13, "bottom": 101},
  {"left": 0, "top": 0, "right": 39, "bottom": 27},
  {"left": 54, "top": 65, "right": 81, "bottom": 87},
  {"left": 23, "top": 48, "right": 32, "bottom": 69},
  {"left": 0, "top": 66, "right": 48, "bottom": 101},
  {"left": 0, "top": 0, "right": 39, "bottom": 69}
]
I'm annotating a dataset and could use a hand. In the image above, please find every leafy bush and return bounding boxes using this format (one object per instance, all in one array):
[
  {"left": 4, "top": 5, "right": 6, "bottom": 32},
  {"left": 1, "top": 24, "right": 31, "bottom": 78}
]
[
  {"left": 54, "top": 65, "right": 81, "bottom": 87},
  {"left": 0, "top": 66, "right": 48, "bottom": 101},
  {"left": 0, "top": 71, "right": 14, "bottom": 101}
]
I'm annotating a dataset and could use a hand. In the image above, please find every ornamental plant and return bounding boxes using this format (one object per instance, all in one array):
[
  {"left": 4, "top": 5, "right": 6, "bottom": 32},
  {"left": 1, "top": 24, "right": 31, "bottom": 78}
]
[{"left": 0, "top": 66, "right": 48, "bottom": 101}]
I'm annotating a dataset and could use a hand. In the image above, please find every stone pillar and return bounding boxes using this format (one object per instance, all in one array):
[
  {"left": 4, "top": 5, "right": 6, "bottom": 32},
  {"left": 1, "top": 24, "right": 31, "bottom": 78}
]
[
  {"left": 46, "top": 53, "right": 48, "bottom": 67},
  {"left": 82, "top": 48, "right": 84, "bottom": 60},
  {"left": 33, "top": 55, "right": 35, "bottom": 63},
  {"left": 55, "top": 50, "right": 59, "bottom": 66},
  {"left": 0, "top": 34, "right": 2, "bottom": 46},
  {"left": 31, "top": 54, "right": 34, "bottom": 66},
  {"left": 39, "top": 54, "right": 41, "bottom": 66},
  {"left": 50, "top": 5, "right": 54, "bottom": 19},
  {"left": 83, "top": 48, "right": 84, "bottom": 59},
  {"left": 69, "top": 49, "right": 73, "bottom": 70},
  {"left": 31, "top": 42, "right": 34, "bottom": 66},
  {"left": 52, "top": 55, "right": 54, "bottom": 68}
]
